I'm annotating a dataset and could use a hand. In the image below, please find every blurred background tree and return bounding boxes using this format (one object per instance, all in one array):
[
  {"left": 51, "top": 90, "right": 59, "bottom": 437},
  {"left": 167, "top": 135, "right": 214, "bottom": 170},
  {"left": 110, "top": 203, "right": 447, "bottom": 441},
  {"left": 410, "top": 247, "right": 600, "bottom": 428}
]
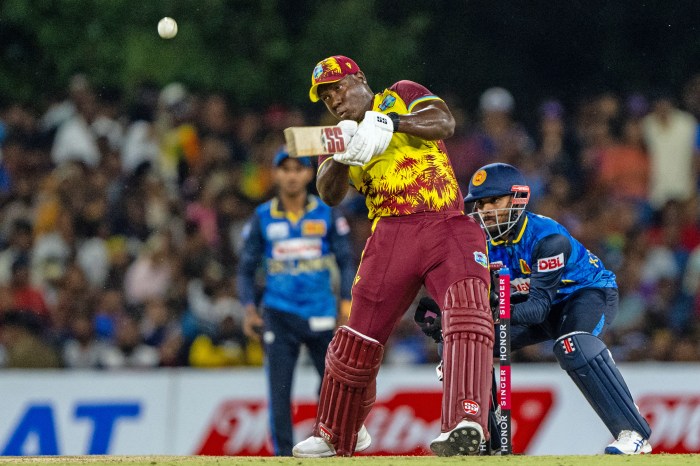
[
  {"left": 0, "top": 0, "right": 430, "bottom": 110},
  {"left": 0, "top": 0, "right": 698, "bottom": 120}
]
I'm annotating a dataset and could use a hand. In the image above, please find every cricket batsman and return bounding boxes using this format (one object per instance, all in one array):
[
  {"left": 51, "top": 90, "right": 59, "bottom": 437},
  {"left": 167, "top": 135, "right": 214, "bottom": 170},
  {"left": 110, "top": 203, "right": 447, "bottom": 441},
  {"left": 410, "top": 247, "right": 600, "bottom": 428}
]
[{"left": 292, "top": 55, "right": 494, "bottom": 458}]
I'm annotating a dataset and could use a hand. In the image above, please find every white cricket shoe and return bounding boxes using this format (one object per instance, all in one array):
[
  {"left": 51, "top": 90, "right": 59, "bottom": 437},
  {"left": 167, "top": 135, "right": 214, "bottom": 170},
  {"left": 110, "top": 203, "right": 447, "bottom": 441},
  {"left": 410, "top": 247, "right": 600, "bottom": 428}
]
[
  {"left": 604, "top": 430, "right": 652, "bottom": 455},
  {"left": 292, "top": 424, "right": 371, "bottom": 458},
  {"left": 430, "top": 419, "right": 484, "bottom": 457}
]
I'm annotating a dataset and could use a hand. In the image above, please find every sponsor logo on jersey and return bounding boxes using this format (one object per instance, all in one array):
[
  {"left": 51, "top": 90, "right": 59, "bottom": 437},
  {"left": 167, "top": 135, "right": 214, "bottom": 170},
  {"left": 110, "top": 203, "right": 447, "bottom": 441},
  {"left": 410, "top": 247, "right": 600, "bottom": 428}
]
[
  {"left": 473, "top": 251, "right": 488, "bottom": 268},
  {"left": 587, "top": 250, "right": 601, "bottom": 268},
  {"left": 378, "top": 95, "right": 396, "bottom": 111},
  {"left": 272, "top": 237, "right": 322, "bottom": 260},
  {"left": 267, "top": 256, "right": 335, "bottom": 274},
  {"left": 462, "top": 399, "right": 480, "bottom": 415},
  {"left": 519, "top": 259, "right": 531, "bottom": 274},
  {"left": 537, "top": 253, "right": 565, "bottom": 272},
  {"left": 301, "top": 219, "right": 327, "bottom": 236},
  {"left": 266, "top": 222, "right": 289, "bottom": 240},
  {"left": 511, "top": 277, "right": 530, "bottom": 294},
  {"left": 472, "top": 170, "right": 487, "bottom": 186}
]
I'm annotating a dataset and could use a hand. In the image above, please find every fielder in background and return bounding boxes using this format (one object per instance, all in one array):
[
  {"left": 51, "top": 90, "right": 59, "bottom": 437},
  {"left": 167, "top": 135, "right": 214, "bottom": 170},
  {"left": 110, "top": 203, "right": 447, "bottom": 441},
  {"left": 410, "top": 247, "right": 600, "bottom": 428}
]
[
  {"left": 292, "top": 55, "right": 494, "bottom": 458},
  {"left": 464, "top": 162, "right": 653, "bottom": 455},
  {"left": 237, "top": 147, "right": 355, "bottom": 456}
]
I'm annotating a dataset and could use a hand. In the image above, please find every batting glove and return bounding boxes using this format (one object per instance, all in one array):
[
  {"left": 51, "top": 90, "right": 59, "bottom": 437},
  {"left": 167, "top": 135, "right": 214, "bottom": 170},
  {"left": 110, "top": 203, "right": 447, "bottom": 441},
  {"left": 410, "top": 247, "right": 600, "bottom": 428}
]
[
  {"left": 332, "top": 120, "right": 364, "bottom": 166},
  {"left": 343, "top": 110, "right": 394, "bottom": 165}
]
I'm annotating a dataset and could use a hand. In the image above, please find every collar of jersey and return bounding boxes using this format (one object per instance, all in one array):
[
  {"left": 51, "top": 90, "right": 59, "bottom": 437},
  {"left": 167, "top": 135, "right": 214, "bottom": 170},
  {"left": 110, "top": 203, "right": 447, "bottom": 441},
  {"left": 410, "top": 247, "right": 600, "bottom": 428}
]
[
  {"left": 490, "top": 214, "right": 528, "bottom": 246},
  {"left": 271, "top": 195, "right": 317, "bottom": 223}
]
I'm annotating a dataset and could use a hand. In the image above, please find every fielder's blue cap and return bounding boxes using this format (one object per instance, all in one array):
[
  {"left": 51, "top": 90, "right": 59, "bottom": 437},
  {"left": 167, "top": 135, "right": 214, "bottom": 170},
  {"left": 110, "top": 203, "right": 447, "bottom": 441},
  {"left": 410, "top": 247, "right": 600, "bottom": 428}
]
[
  {"left": 273, "top": 147, "right": 312, "bottom": 168},
  {"left": 464, "top": 163, "right": 527, "bottom": 203}
]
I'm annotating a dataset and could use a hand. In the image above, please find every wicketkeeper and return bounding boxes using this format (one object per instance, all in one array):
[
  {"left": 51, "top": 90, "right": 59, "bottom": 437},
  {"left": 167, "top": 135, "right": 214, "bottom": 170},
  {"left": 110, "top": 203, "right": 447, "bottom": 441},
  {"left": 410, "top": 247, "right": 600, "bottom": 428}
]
[{"left": 419, "top": 162, "right": 653, "bottom": 455}]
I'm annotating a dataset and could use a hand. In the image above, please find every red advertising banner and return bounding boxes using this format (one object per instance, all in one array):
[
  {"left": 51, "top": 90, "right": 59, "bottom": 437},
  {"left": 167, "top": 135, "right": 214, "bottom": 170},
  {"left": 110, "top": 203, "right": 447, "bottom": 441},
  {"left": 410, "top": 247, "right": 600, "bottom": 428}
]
[
  {"left": 637, "top": 395, "right": 700, "bottom": 454},
  {"left": 195, "top": 389, "right": 555, "bottom": 456}
]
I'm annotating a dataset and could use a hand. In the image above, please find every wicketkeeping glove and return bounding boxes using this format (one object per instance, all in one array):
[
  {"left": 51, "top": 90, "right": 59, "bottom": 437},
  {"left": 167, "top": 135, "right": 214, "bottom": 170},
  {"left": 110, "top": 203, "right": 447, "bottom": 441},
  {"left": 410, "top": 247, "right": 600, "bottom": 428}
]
[
  {"left": 490, "top": 284, "right": 500, "bottom": 323},
  {"left": 331, "top": 120, "right": 362, "bottom": 166},
  {"left": 341, "top": 110, "right": 394, "bottom": 166},
  {"left": 414, "top": 296, "right": 443, "bottom": 343}
]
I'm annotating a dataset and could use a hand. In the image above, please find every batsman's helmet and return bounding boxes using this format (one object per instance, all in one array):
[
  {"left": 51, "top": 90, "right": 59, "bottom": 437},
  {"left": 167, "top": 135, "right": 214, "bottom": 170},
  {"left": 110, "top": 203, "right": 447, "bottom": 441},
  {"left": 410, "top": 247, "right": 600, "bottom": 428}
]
[
  {"left": 464, "top": 163, "right": 530, "bottom": 241},
  {"left": 309, "top": 55, "right": 361, "bottom": 102}
]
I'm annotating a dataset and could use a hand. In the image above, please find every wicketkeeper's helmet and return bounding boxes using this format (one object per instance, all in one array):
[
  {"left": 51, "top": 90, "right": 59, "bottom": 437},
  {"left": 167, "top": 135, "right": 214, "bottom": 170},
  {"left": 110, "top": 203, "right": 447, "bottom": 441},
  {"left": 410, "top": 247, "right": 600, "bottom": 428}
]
[{"left": 464, "top": 163, "right": 530, "bottom": 241}]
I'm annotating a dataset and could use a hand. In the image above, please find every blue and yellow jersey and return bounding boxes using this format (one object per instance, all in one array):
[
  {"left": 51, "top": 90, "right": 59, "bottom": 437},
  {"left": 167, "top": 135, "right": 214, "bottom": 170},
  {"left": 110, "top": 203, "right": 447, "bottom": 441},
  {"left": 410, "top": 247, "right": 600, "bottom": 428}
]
[
  {"left": 321, "top": 80, "right": 463, "bottom": 219},
  {"left": 237, "top": 195, "right": 355, "bottom": 319},
  {"left": 488, "top": 211, "right": 617, "bottom": 324}
]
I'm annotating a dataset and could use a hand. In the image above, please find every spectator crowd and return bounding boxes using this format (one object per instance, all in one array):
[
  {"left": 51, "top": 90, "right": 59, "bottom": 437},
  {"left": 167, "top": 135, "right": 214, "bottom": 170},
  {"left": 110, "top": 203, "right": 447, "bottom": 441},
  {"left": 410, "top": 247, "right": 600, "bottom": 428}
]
[{"left": 0, "top": 73, "right": 699, "bottom": 369}]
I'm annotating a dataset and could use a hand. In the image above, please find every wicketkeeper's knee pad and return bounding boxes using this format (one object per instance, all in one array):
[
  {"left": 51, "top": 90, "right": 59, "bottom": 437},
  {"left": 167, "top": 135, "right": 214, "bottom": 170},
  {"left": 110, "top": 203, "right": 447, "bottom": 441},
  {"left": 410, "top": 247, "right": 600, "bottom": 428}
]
[
  {"left": 314, "top": 326, "right": 384, "bottom": 456},
  {"left": 554, "top": 331, "right": 651, "bottom": 439},
  {"left": 440, "top": 278, "right": 494, "bottom": 435}
]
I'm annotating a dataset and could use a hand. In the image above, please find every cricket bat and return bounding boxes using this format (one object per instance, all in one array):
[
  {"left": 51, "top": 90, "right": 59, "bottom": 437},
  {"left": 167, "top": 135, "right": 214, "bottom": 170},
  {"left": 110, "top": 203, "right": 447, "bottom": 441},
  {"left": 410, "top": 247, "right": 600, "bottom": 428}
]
[{"left": 283, "top": 126, "right": 346, "bottom": 157}]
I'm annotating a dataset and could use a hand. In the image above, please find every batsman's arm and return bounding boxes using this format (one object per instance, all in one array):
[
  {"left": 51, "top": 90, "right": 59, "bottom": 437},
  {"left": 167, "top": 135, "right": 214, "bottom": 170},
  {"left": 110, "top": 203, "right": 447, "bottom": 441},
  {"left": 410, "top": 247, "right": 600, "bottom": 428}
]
[
  {"left": 392, "top": 99, "right": 455, "bottom": 140},
  {"left": 316, "top": 155, "right": 351, "bottom": 206}
]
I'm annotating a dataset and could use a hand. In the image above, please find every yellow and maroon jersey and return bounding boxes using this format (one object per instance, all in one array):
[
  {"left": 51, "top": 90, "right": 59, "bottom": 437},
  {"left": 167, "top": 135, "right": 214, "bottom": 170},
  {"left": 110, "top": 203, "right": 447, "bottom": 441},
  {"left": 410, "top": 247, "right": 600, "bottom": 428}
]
[{"left": 320, "top": 80, "right": 463, "bottom": 219}]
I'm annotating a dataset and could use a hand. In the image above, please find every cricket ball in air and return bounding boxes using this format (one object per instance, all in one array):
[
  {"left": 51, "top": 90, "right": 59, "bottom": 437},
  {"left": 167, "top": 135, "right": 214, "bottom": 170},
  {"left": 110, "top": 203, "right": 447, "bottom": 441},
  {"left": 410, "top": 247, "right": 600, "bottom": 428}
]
[{"left": 158, "top": 17, "right": 178, "bottom": 39}]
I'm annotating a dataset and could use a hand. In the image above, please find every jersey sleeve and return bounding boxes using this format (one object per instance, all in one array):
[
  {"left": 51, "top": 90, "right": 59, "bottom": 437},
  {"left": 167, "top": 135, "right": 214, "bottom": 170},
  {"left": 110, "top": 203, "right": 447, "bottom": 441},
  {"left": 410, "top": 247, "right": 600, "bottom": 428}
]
[
  {"left": 512, "top": 233, "right": 572, "bottom": 325},
  {"left": 236, "top": 213, "right": 265, "bottom": 307},
  {"left": 318, "top": 154, "right": 332, "bottom": 166},
  {"left": 389, "top": 80, "right": 443, "bottom": 112}
]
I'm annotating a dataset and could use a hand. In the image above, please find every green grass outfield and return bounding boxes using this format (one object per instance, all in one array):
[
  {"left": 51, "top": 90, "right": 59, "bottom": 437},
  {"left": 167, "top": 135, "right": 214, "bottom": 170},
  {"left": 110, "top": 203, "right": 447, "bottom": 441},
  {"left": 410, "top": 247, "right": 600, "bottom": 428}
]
[{"left": 1, "top": 455, "right": 699, "bottom": 466}]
